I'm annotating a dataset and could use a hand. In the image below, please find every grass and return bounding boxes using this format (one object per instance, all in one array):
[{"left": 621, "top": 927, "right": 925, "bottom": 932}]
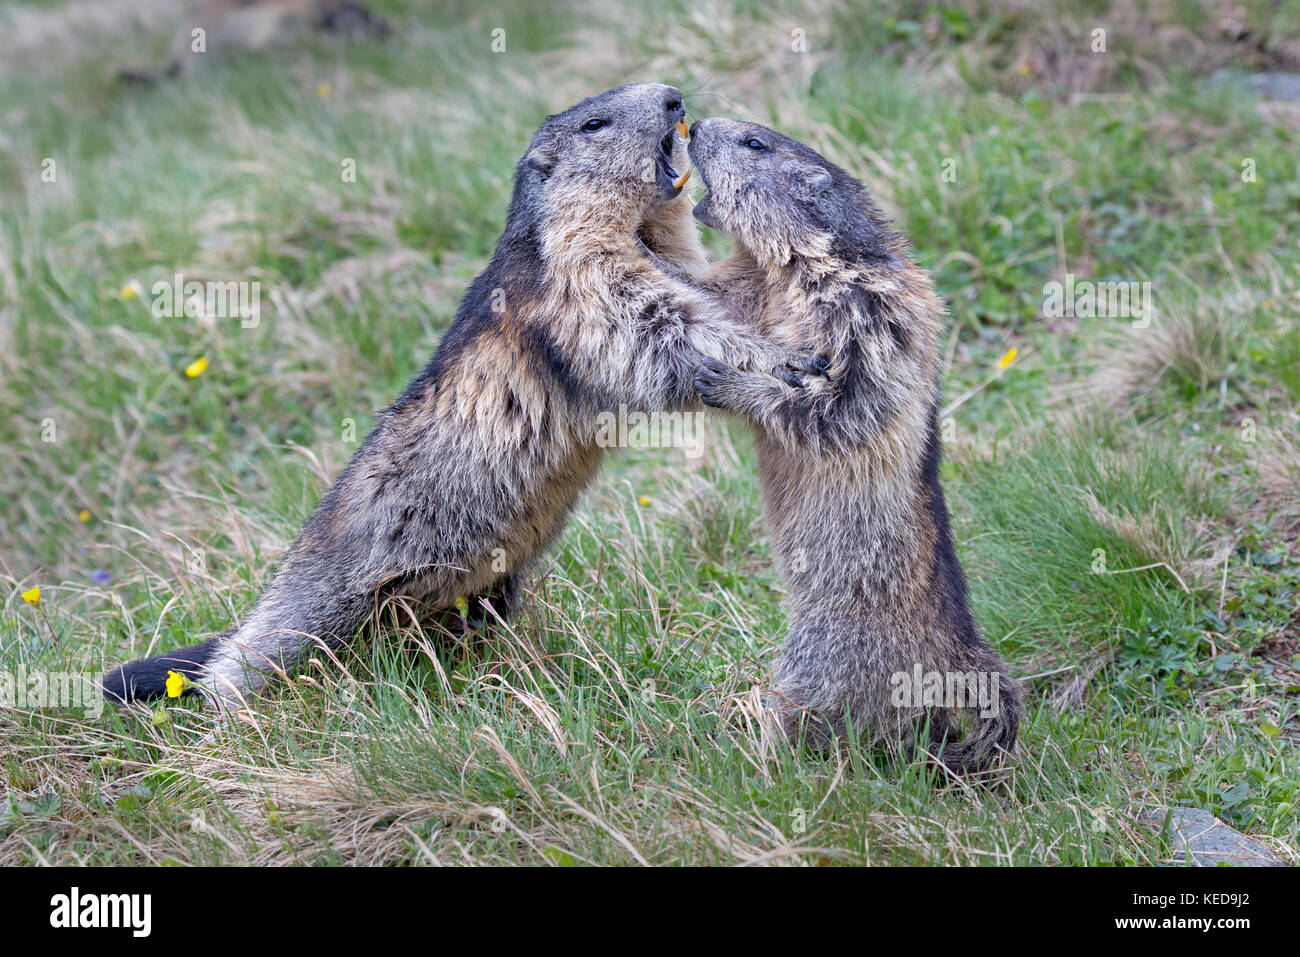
[{"left": 1, "top": 0, "right": 1298, "bottom": 865}]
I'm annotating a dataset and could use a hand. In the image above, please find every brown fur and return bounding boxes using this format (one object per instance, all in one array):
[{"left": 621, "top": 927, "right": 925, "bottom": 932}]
[{"left": 685, "top": 118, "right": 1023, "bottom": 774}]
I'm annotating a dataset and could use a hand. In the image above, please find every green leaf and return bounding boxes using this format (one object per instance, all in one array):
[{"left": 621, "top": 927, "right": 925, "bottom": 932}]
[
  {"left": 542, "top": 846, "right": 577, "bottom": 866},
  {"left": 1220, "top": 782, "right": 1250, "bottom": 806}
]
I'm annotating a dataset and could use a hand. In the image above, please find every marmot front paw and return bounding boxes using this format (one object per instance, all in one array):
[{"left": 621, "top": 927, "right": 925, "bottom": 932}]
[
  {"left": 777, "top": 366, "right": 805, "bottom": 389},
  {"left": 694, "top": 357, "right": 737, "bottom": 407},
  {"left": 787, "top": 352, "right": 831, "bottom": 378}
]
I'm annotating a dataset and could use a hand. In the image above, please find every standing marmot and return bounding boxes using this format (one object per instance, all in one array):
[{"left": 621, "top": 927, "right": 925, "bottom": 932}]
[
  {"left": 103, "top": 85, "right": 815, "bottom": 712},
  {"left": 119, "top": 0, "right": 391, "bottom": 84},
  {"left": 685, "top": 118, "right": 1022, "bottom": 773}
]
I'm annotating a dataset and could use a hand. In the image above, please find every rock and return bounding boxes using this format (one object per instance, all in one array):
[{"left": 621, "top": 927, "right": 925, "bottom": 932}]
[
  {"left": 1208, "top": 69, "right": 1300, "bottom": 101},
  {"left": 1139, "top": 807, "right": 1289, "bottom": 866}
]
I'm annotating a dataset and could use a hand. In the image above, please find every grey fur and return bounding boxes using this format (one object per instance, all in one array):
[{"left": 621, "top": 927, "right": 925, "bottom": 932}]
[
  {"left": 686, "top": 118, "right": 1023, "bottom": 774},
  {"left": 104, "top": 85, "right": 813, "bottom": 715}
]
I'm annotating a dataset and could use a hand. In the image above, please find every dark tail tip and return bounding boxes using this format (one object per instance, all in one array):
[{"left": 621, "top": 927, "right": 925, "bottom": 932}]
[{"left": 101, "top": 638, "right": 220, "bottom": 703}]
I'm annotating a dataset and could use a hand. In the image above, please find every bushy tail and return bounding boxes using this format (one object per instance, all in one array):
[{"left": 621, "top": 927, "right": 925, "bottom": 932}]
[
  {"left": 102, "top": 638, "right": 221, "bottom": 703},
  {"left": 933, "top": 668, "right": 1024, "bottom": 776}
]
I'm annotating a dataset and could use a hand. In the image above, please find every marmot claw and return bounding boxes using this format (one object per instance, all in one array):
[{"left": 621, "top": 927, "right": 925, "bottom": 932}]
[
  {"left": 788, "top": 352, "right": 830, "bottom": 377},
  {"left": 694, "top": 358, "right": 734, "bottom": 406},
  {"left": 778, "top": 367, "right": 805, "bottom": 389}
]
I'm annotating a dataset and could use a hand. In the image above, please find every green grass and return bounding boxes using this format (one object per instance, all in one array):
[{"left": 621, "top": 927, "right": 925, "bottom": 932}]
[{"left": 1, "top": 0, "right": 1297, "bottom": 865}]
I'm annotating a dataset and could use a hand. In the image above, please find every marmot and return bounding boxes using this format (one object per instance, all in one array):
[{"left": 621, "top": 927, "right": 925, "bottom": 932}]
[
  {"left": 103, "top": 85, "right": 816, "bottom": 712},
  {"left": 685, "top": 118, "right": 1022, "bottom": 773},
  {"left": 119, "top": 0, "right": 390, "bottom": 84}
]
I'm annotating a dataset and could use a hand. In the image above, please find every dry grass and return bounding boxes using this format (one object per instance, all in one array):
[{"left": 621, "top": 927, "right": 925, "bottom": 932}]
[
  {"left": 1062, "top": 292, "right": 1250, "bottom": 411},
  {"left": 0, "top": 0, "right": 179, "bottom": 68},
  {"left": 1255, "top": 426, "right": 1300, "bottom": 536},
  {"left": 2, "top": 0, "right": 1298, "bottom": 866}
]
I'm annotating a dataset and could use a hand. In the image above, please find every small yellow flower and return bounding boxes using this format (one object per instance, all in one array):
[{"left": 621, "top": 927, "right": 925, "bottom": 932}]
[
  {"left": 454, "top": 595, "right": 469, "bottom": 619},
  {"left": 316, "top": 81, "right": 332, "bottom": 99},
  {"left": 638, "top": 496, "right": 651, "bottom": 506},
  {"left": 165, "top": 670, "right": 187, "bottom": 698},
  {"left": 120, "top": 280, "right": 144, "bottom": 301},
  {"left": 21, "top": 585, "right": 40, "bottom": 605},
  {"left": 998, "top": 347, "right": 1018, "bottom": 370},
  {"left": 185, "top": 356, "right": 208, "bottom": 379},
  {"left": 78, "top": 508, "right": 92, "bottom": 523}
]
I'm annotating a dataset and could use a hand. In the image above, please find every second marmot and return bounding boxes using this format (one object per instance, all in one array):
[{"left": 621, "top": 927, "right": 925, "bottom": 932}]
[{"left": 686, "top": 118, "right": 1023, "bottom": 773}]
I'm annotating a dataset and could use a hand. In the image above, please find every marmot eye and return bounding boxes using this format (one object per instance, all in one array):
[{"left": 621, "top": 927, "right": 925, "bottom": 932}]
[
  {"left": 744, "top": 138, "right": 765, "bottom": 151},
  {"left": 582, "top": 118, "right": 607, "bottom": 132}
]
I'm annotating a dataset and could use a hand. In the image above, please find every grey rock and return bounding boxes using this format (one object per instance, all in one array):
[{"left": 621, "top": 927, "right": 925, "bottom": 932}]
[
  {"left": 1208, "top": 69, "right": 1300, "bottom": 101},
  {"left": 1139, "top": 807, "right": 1289, "bottom": 867}
]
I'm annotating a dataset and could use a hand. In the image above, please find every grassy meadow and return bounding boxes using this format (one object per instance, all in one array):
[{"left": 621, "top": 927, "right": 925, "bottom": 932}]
[{"left": 1, "top": 0, "right": 1298, "bottom": 865}]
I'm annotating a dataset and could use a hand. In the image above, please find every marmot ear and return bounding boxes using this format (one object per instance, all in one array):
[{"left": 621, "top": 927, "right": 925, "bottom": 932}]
[{"left": 783, "top": 161, "right": 831, "bottom": 199}]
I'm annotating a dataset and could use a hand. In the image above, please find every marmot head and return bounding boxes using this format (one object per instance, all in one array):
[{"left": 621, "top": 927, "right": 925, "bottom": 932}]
[
  {"left": 511, "top": 84, "right": 691, "bottom": 231},
  {"left": 687, "top": 118, "right": 894, "bottom": 267}
]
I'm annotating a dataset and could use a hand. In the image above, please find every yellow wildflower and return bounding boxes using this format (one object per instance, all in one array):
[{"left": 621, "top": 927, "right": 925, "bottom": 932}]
[
  {"left": 998, "top": 347, "right": 1018, "bottom": 370},
  {"left": 185, "top": 356, "right": 209, "bottom": 378},
  {"left": 454, "top": 595, "right": 469, "bottom": 619},
  {"left": 165, "top": 670, "right": 187, "bottom": 698},
  {"left": 78, "top": 508, "right": 92, "bottom": 523},
  {"left": 21, "top": 585, "right": 40, "bottom": 605},
  {"left": 316, "top": 81, "right": 332, "bottom": 99}
]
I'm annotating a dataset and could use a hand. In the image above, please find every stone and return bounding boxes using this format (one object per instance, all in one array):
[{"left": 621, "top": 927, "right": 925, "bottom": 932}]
[{"left": 1139, "top": 807, "right": 1289, "bottom": 867}]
